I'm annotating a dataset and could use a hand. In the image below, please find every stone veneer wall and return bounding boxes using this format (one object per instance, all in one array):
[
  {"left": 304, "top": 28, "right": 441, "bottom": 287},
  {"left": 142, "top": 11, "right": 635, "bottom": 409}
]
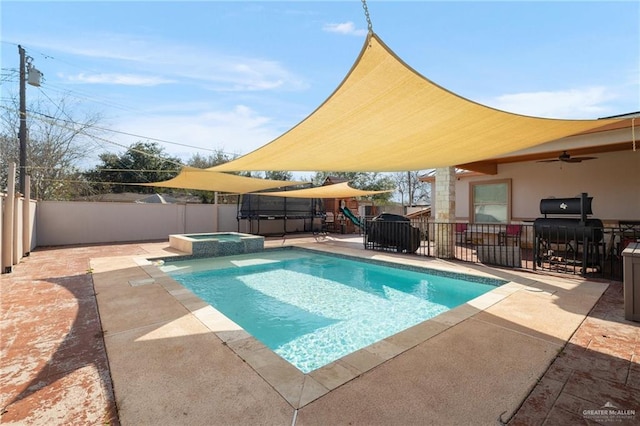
[{"left": 434, "top": 167, "right": 456, "bottom": 259}]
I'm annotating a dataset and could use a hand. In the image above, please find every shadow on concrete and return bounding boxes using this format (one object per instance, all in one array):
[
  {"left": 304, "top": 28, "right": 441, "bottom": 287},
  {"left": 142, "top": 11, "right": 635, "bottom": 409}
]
[
  {"left": 1, "top": 271, "right": 120, "bottom": 425},
  {"left": 2, "top": 242, "right": 639, "bottom": 425}
]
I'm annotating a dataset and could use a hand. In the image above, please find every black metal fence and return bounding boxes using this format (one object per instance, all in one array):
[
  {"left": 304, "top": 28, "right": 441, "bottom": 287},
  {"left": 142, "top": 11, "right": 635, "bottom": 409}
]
[{"left": 361, "top": 218, "right": 640, "bottom": 281}]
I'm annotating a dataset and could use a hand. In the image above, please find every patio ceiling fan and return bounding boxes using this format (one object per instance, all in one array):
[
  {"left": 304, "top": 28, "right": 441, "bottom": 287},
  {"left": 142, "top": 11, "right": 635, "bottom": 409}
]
[{"left": 538, "top": 151, "right": 597, "bottom": 163}]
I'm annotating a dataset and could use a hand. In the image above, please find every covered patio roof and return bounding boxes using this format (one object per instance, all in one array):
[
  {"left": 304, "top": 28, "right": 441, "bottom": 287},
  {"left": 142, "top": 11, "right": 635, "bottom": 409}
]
[
  {"left": 213, "top": 32, "right": 623, "bottom": 173},
  {"left": 457, "top": 118, "right": 637, "bottom": 174}
]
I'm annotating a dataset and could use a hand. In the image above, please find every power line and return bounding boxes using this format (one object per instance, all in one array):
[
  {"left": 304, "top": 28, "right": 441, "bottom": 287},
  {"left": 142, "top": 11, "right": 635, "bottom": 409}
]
[
  {"left": 37, "top": 84, "right": 79, "bottom": 128},
  {"left": 9, "top": 107, "right": 187, "bottom": 166},
  {"left": 2, "top": 64, "right": 244, "bottom": 184},
  {"left": 1, "top": 43, "right": 249, "bottom": 191},
  {"left": 38, "top": 178, "right": 167, "bottom": 187},
  {"left": 39, "top": 83, "right": 139, "bottom": 112},
  {"left": 3, "top": 46, "right": 243, "bottom": 158},
  {"left": 2, "top": 71, "right": 135, "bottom": 113},
  {"left": 3, "top": 42, "right": 103, "bottom": 77},
  {"left": 1, "top": 103, "right": 184, "bottom": 185},
  {"left": 28, "top": 165, "right": 180, "bottom": 173},
  {"left": 2, "top": 101, "right": 238, "bottom": 157},
  {"left": 4, "top": 44, "right": 156, "bottom": 116}
]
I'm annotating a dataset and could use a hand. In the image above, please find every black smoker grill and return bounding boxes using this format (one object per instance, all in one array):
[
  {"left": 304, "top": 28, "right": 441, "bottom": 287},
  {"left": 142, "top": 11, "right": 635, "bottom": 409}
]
[{"left": 533, "top": 192, "right": 604, "bottom": 275}]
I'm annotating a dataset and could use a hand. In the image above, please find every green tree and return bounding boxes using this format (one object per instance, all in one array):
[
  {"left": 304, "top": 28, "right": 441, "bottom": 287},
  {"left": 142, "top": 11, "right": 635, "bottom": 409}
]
[
  {"left": 85, "top": 142, "right": 181, "bottom": 193},
  {"left": 187, "top": 151, "right": 231, "bottom": 169},
  {"left": 264, "top": 170, "right": 293, "bottom": 181},
  {"left": 185, "top": 151, "right": 236, "bottom": 203}
]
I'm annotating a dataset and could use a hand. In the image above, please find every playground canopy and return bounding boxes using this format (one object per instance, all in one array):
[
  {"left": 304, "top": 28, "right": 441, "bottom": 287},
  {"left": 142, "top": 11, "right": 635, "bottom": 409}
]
[{"left": 212, "top": 32, "right": 623, "bottom": 173}]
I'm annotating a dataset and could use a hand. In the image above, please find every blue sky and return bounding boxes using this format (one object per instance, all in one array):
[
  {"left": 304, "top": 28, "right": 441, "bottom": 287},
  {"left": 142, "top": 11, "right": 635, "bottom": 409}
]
[{"left": 1, "top": 1, "right": 638, "bottom": 171}]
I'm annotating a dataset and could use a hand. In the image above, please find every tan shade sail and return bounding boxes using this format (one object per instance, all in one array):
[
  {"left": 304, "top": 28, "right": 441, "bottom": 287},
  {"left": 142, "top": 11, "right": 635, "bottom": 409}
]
[
  {"left": 139, "top": 166, "right": 303, "bottom": 194},
  {"left": 253, "top": 182, "right": 391, "bottom": 199},
  {"left": 213, "top": 33, "right": 622, "bottom": 173}
]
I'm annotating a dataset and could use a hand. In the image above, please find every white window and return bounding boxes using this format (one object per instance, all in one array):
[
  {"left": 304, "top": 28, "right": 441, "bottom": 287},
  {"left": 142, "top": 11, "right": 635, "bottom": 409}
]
[{"left": 470, "top": 180, "right": 511, "bottom": 223}]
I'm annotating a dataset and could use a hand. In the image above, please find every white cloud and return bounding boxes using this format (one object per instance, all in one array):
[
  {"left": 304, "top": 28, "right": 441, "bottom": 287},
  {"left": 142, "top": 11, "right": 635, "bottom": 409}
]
[
  {"left": 486, "top": 87, "right": 619, "bottom": 119},
  {"left": 64, "top": 72, "right": 173, "bottom": 86},
  {"left": 48, "top": 43, "right": 146, "bottom": 63},
  {"left": 27, "top": 32, "right": 307, "bottom": 92},
  {"left": 195, "top": 57, "right": 304, "bottom": 92},
  {"left": 322, "top": 22, "right": 368, "bottom": 37}
]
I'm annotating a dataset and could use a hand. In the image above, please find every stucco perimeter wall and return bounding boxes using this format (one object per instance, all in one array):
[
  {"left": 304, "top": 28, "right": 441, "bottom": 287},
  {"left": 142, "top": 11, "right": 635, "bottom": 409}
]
[
  {"left": 218, "top": 204, "right": 240, "bottom": 233},
  {"left": 1, "top": 195, "right": 37, "bottom": 272},
  {"left": 36, "top": 202, "right": 240, "bottom": 247},
  {"left": 453, "top": 150, "right": 640, "bottom": 223}
]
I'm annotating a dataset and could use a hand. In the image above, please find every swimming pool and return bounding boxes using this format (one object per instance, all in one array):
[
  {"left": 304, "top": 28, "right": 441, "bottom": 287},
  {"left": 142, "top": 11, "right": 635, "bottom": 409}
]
[{"left": 161, "top": 248, "right": 504, "bottom": 373}]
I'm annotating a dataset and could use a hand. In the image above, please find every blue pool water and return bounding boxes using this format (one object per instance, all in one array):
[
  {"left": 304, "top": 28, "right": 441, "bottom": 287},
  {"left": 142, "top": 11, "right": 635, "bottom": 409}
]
[{"left": 161, "top": 249, "right": 503, "bottom": 373}]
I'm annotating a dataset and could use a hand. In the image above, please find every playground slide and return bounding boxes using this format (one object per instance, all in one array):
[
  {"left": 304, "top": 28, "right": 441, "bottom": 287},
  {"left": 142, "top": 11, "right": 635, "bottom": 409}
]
[{"left": 340, "top": 206, "right": 363, "bottom": 228}]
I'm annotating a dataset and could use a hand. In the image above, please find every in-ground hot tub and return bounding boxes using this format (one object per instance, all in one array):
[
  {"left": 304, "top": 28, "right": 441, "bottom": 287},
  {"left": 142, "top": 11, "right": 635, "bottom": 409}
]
[{"left": 169, "top": 232, "right": 264, "bottom": 257}]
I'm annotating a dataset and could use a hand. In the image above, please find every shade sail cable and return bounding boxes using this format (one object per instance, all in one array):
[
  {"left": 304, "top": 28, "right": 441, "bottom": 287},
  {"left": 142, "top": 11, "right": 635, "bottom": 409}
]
[{"left": 361, "top": 0, "right": 373, "bottom": 33}]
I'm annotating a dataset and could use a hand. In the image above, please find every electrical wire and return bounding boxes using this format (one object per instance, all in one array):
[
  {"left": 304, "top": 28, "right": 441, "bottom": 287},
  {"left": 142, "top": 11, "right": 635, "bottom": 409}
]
[
  {"left": 0, "top": 102, "right": 246, "bottom": 190},
  {"left": 38, "top": 83, "right": 139, "bottom": 112},
  {"left": 3, "top": 45, "right": 242, "bottom": 159},
  {"left": 38, "top": 178, "right": 158, "bottom": 186},
  {"left": 1, "top": 45, "right": 247, "bottom": 186},
  {"left": 2, "top": 106, "right": 185, "bottom": 184},
  {"left": 1, "top": 102, "right": 238, "bottom": 157},
  {"left": 27, "top": 165, "right": 180, "bottom": 173}
]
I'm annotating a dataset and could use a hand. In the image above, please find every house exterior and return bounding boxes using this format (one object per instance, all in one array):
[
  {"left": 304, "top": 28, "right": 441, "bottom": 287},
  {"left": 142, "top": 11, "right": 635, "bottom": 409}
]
[
  {"left": 422, "top": 113, "right": 639, "bottom": 226},
  {"left": 413, "top": 113, "right": 639, "bottom": 277}
]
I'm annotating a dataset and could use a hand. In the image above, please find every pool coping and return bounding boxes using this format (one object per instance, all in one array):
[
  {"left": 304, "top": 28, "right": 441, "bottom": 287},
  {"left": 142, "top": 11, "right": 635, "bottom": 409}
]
[{"left": 135, "top": 246, "right": 525, "bottom": 409}]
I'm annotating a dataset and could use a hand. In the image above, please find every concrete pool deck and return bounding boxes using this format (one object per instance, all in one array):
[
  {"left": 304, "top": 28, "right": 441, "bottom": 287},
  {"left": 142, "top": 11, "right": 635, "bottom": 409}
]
[{"left": 1, "top": 235, "right": 639, "bottom": 425}]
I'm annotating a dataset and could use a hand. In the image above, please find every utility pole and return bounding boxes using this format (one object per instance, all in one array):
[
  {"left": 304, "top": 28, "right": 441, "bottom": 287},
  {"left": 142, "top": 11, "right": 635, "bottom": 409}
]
[
  {"left": 18, "top": 45, "right": 27, "bottom": 195},
  {"left": 17, "top": 45, "right": 42, "bottom": 195}
]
